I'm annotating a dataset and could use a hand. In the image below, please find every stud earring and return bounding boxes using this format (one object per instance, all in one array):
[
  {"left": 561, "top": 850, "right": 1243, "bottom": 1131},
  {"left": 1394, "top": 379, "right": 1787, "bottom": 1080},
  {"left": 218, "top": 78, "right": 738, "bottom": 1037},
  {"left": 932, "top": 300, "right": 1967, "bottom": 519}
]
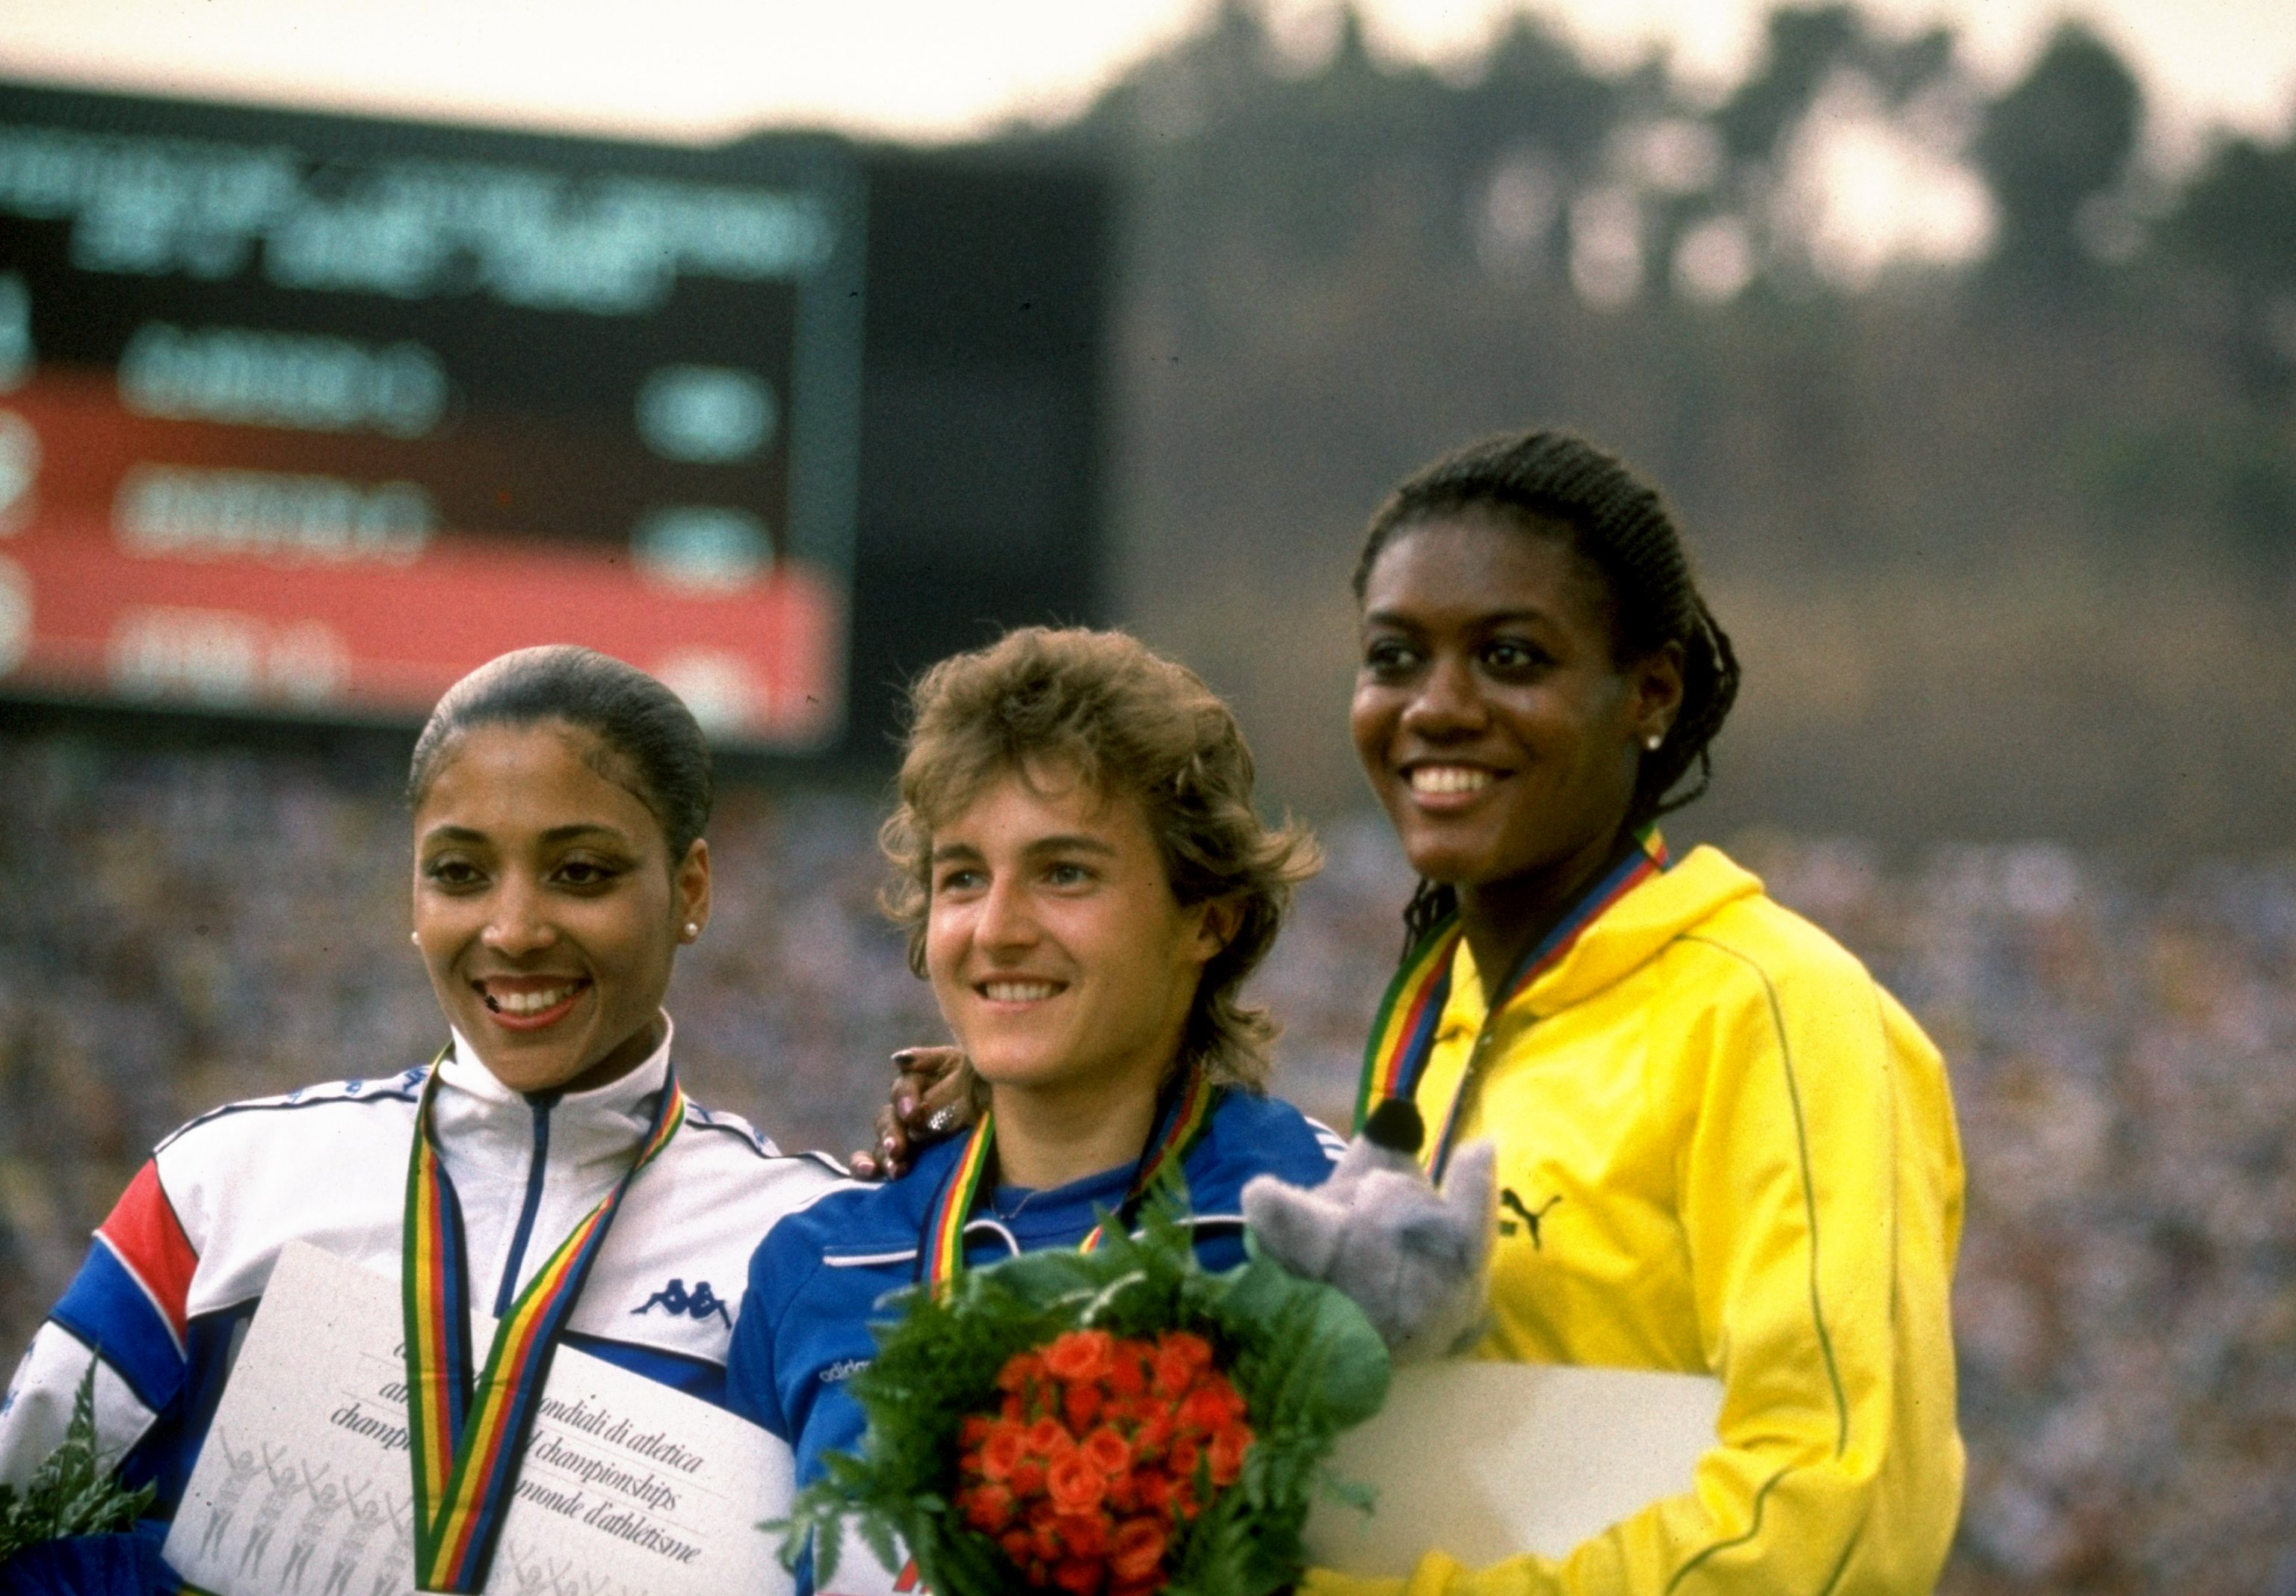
[
  {"left": 682, "top": 922, "right": 700, "bottom": 940},
  {"left": 410, "top": 931, "right": 420, "bottom": 947},
  {"left": 1644, "top": 732, "right": 1664, "bottom": 751}
]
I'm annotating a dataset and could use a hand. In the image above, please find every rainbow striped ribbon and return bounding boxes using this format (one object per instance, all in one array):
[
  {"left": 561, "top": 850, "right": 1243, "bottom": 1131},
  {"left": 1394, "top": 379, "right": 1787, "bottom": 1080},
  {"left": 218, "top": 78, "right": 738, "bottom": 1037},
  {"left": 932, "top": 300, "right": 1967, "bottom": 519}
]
[
  {"left": 920, "top": 1064, "right": 1217, "bottom": 1293},
  {"left": 1352, "top": 832, "right": 1669, "bottom": 1175},
  {"left": 401, "top": 1053, "right": 685, "bottom": 1593}
]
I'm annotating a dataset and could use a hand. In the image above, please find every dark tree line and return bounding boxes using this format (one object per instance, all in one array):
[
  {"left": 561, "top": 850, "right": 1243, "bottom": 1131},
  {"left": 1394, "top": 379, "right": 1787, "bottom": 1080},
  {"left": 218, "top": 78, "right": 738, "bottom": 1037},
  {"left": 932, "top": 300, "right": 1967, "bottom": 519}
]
[
  {"left": 1025, "top": 1, "right": 2290, "bottom": 375},
  {"left": 1014, "top": 1, "right": 2296, "bottom": 573}
]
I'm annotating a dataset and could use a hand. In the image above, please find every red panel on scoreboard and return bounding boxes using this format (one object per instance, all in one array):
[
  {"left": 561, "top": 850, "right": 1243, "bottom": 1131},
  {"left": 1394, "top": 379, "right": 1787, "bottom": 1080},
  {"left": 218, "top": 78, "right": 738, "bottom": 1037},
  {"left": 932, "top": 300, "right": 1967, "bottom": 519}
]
[{"left": 0, "top": 375, "right": 840, "bottom": 746}]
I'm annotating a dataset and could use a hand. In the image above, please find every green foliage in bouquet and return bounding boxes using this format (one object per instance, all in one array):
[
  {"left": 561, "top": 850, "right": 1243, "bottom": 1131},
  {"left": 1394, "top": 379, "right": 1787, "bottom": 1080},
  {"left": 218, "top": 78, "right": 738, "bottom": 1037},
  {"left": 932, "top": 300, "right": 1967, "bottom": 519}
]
[
  {"left": 0, "top": 1361, "right": 155, "bottom": 1565},
  {"left": 775, "top": 1190, "right": 1390, "bottom": 1596}
]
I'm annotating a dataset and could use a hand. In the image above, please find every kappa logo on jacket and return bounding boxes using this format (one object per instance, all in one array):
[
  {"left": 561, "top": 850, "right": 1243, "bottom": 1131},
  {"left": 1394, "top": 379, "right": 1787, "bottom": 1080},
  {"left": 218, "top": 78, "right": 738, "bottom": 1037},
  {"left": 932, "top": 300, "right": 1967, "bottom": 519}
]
[{"left": 630, "top": 1278, "right": 732, "bottom": 1327}]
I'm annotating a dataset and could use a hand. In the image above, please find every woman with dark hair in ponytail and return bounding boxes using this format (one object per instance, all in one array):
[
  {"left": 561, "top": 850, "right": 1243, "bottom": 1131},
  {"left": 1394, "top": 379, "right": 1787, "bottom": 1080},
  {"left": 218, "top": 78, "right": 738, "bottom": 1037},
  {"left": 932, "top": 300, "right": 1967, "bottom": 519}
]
[
  {"left": 0, "top": 647, "right": 839, "bottom": 1592},
  {"left": 1274, "top": 430, "right": 1966, "bottom": 1596}
]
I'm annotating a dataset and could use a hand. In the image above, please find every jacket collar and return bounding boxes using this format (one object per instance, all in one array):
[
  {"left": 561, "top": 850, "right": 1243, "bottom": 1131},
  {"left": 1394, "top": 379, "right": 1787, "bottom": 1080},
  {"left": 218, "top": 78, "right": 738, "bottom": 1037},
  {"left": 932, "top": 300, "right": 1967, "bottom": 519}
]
[
  {"left": 433, "top": 1016, "right": 676, "bottom": 1172},
  {"left": 1451, "top": 845, "right": 1763, "bottom": 1024}
]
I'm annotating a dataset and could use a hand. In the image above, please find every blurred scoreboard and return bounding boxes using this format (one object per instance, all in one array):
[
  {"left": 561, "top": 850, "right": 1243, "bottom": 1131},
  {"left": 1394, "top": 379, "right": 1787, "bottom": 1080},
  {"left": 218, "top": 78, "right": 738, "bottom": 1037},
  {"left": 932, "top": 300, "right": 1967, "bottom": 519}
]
[{"left": 0, "top": 82, "right": 1110, "bottom": 754}]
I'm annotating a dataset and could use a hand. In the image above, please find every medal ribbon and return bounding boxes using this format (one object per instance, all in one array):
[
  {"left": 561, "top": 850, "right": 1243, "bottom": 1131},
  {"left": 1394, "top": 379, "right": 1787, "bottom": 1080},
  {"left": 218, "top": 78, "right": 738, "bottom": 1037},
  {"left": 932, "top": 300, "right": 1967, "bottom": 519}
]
[
  {"left": 920, "top": 1064, "right": 1217, "bottom": 1293},
  {"left": 403, "top": 1052, "right": 685, "bottom": 1593},
  {"left": 1352, "top": 831, "right": 1669, "bottom": 1175}
]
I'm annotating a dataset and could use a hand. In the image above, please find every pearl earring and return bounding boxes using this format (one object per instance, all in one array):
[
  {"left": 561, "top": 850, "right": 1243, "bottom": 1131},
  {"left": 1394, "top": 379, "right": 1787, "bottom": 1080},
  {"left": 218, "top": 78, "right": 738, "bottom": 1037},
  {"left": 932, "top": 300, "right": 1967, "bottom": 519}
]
[
  {"left": 410, "top": 932, "right": 420, "bottom": 947},
  {"left": 1644, "top": 732, "right": 1664, "bottom": 751},
  {"left": 683, "top": 922, "right": 700, "bottom": 940}
]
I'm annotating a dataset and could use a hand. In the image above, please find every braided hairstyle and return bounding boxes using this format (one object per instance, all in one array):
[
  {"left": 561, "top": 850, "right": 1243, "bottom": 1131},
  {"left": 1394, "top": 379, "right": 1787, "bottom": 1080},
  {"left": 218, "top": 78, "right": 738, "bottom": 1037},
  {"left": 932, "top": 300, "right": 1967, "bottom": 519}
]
[{"left": 1354, "top": 431, "right": 1740, "bottom": 952}]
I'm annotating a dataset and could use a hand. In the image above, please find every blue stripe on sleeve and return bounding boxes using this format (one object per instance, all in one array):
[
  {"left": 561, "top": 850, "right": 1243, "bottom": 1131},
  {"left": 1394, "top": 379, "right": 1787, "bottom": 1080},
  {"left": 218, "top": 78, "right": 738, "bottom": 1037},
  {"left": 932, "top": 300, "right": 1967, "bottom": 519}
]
[{"left": 49, "top": 1241, "right": 188, "bottom": 1413}]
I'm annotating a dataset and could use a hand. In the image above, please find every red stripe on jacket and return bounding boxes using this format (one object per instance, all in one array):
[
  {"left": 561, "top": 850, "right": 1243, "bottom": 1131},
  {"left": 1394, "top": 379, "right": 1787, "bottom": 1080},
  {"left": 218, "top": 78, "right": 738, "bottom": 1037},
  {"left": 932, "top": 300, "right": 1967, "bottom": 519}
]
[{"left": 96, "top": 1159, "right": 198, "bottom": 1345}]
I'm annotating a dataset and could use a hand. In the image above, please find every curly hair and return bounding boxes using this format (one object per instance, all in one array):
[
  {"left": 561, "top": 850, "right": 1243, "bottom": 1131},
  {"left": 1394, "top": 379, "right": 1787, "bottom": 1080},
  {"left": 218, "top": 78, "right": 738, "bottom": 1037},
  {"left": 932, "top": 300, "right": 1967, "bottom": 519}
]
[
  {"left": 880, "top": 627, "right": 1319, "bottom": 1090},
  {"left": 1354, "top": 430, "right": 1741, "bottom": 950}
]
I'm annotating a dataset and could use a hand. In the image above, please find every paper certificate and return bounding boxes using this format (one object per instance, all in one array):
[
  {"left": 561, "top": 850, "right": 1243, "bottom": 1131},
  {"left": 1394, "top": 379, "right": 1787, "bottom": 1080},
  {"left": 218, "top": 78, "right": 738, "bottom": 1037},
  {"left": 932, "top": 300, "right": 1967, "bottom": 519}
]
[
  {"left": 1301, "top": 1361, "right": 1723, "bottom": 1577},
  {"left": 164, "top": 1241, "right": 794, "bottom": 1596}
]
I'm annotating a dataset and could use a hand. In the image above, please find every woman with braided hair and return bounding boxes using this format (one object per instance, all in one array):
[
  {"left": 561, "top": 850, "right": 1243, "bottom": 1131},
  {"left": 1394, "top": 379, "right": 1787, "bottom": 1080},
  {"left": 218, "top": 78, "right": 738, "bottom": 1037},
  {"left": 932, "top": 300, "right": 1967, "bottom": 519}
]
[{"left": 1268, "top": 428, "right": 1966, "bottom": 1595}]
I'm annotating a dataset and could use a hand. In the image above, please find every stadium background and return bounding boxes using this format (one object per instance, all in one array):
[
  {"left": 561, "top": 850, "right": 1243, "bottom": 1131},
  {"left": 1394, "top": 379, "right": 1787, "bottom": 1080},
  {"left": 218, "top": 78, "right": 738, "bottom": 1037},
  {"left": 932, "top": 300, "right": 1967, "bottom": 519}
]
[{"left": 5, "top": 4, "right": 2296, "bottom": 1589}]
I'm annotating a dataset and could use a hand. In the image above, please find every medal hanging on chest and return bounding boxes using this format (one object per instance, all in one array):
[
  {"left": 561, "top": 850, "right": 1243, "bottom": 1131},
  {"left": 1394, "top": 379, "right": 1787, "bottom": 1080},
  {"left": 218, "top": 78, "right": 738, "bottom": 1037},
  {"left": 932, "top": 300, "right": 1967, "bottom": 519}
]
[
  {"left": 400, "top": 1053, "right": 685, "bottom": 1592},
  {"left": 919, "top": 1063, "right": 1218, "bottom": 1293},
  {"left": 1355, "top": 832, "right": 1668, "bottom": 1177}
]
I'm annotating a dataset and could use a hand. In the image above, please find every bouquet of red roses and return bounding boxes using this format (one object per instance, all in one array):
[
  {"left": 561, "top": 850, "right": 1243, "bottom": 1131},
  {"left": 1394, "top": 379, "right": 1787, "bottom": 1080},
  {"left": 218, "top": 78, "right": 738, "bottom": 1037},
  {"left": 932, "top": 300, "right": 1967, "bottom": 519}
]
[
  {"left": 775, "top": 1196, "right": 1389, "bottom": 1596},
  {"left": 956, "top": 1327, "right": 1251, "bottom": 1594}
]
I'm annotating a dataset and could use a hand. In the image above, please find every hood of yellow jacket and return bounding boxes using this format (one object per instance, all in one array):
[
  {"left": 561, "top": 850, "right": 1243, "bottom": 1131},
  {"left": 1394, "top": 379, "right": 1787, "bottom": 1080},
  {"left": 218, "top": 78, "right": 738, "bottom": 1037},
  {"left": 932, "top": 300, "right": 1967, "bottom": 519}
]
[{"left": 1507, "top": 842, "right": 1765, "bottom": 1018}]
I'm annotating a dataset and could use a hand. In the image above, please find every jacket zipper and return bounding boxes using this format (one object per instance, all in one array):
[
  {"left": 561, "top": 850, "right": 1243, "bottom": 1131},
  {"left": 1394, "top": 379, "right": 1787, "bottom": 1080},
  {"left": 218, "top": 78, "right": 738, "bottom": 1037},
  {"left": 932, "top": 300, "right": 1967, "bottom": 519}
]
[{"left": 494, "top": 1094, "right": 557, "bottom": 1316}]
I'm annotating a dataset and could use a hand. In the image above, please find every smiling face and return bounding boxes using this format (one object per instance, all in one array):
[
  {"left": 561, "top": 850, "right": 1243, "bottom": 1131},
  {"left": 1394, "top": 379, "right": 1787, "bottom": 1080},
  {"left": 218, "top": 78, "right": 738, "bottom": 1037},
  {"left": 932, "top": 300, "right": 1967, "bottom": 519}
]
[
  {"left": 923, "top": 764, "right": 1225, "bottom": 1113},
  {"left": 1351, "top": 511, "right": 1682, "bottom": 894},
  {"left": 411, "top": 720, "right": 709, "bottom": 1096}
]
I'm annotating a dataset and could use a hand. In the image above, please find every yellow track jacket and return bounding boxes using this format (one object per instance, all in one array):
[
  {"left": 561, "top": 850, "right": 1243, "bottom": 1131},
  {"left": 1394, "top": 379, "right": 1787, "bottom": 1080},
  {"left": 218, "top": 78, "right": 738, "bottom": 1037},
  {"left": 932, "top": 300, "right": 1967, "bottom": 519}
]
[{"left": 1306, "top": 844, "right": 1964, "bottom": 1596}]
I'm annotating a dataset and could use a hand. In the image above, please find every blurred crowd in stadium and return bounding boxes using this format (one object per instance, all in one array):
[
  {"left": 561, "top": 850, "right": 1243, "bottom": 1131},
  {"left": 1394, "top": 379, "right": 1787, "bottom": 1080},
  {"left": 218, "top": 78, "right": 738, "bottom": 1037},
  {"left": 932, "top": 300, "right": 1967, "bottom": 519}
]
[{"left": 1, "top": 730, "right": 2291, "bottom": 1592}]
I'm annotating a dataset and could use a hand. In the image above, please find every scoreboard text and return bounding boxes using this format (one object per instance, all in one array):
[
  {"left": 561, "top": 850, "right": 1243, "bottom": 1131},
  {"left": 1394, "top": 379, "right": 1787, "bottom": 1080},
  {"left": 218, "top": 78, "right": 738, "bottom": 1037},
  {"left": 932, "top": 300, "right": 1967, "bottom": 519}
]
[{"left": 0, "top": 85, "right": 865, "bottom": 747}]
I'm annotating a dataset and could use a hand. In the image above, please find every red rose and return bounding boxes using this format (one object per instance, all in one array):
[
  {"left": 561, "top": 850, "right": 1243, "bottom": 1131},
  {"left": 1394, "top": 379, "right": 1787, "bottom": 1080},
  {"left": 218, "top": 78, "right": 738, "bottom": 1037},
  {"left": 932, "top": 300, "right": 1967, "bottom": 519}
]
[
  {"left": 998, "top": 1350, "right": 1047, "bottom": 1393},
  {"left": 1000, "top": 1529, "right": 1033, "bottom": 1564},
  {"left": 1027, "top": 1417, "right": 1073, "bottom": 1459},
  {"left": 1179, "top": 1381, "right": 1246, "bottom": 1434},
  {"left": 1052, "top": 1511, "right": 1109, "bottom": 1559},
  {"left": 1105, "top": 1349, "right": 1147, "bottom": 1398},
  {"left": 1135, "top": 1469, "right": 1172, "bottom": 1517},
  {"left": 1063, "top": 1379, "right": 1105, "bottom": 1430},
  {"left": 963, "top": 1482, "right": 1017, "bottom": 1532},
  {"left": 978, "top": 1422, "right": 1027, "bottom": 1482},
  {"left": 960, "top": 1414, "right": 992, "bottom": 1447},
  {"left": 1081, "top": 1425, "right": 1131, "bottom": 1475},
  {"left": 1046, "top": 1451, "right": 1108, "bottom": 1514},
  {"left": 1043, "top": 1329, "right": 1114, "bottom": 1383},
  {"left": 1131, "top": 1408, "right": 1174, "bottom": 1455},
  {"left": 1008, "top": 1457, "right": 1046, "bottom": 1497},
  {"left": 1053, "top": 1557, "right": 1102, "bottom": 1594},
  {"left": 1151, "top": 1343, "right": 1194, "bottom": 1398},
  {"left": 1207, "top": 1421, "right": 1250, "bottom": 1485},
  {"left": 1168, "top": 1435, "right": 1200, "bottom": 1480},
  {"left": 1161, "top": 1331, "right": 1213, "bottom": 1371},
  {"left": 1108, "top": 1518, "right": 1168, "bottom": 1584}
]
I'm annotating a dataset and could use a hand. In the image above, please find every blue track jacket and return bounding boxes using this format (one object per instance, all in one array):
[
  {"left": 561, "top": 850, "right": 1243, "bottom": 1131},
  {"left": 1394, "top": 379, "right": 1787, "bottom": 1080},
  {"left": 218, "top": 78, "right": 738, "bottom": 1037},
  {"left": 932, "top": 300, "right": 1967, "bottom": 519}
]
[{"left": 726, "top": 1086, "right": 1340, "bottom": 1589}]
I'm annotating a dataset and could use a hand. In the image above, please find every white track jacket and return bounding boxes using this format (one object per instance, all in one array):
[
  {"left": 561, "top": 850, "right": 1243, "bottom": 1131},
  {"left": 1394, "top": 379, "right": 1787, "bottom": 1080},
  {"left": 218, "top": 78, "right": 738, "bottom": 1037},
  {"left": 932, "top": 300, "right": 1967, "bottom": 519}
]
[{"left": 0, "top": 1021, "right": 840, "bottom": 1517}]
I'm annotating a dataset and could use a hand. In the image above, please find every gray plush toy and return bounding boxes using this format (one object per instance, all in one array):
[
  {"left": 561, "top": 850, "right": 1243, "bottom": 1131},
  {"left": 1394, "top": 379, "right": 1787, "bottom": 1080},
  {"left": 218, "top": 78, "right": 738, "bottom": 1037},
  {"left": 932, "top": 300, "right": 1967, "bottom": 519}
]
[{"left": 1241, "top": 1099, "right": 1497, "bottom": 1364}]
